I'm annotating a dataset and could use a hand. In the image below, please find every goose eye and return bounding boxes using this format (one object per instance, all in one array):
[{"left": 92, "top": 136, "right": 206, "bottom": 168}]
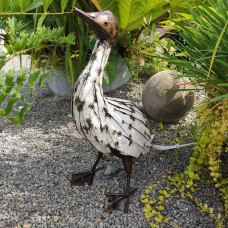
[{"left": 103, "top": 21, "right": 108, "bottom": 26}]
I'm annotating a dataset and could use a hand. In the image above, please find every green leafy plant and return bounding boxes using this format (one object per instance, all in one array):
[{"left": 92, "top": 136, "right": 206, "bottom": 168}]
[
  {"left": 3, "top": 16, "right": 76, "bottom": 82},
  {"left": 141, "top": 179, "right": 225, "bottom": 228},
  {"left": 90, "top": 0, "right": 202, "bottom": 83},
  {"left": 122, "top": 21, "right": 174, "bottom": 79},
  {"left": 90, "top": 0, "right": 197, "bottom": 38},
  {"left": 0, "top": 16, "right": 76, "bottom": 125},
  {"left": 28, "top": 0, "right": 91, "bottom": 80},
  {"left": 141, "top": 0, "right": 228, "bottom": 226},
  {"left": 0, "top": 0, "right": 91, "bottom": 84},
  {"left": 190, "top": 101, "right": 228, "bottom": 214},
  {"left": 147, "top": 0, "right": 228, "bottom": 104},
  {"left": 0, "top": 62, "right": 49, "bottom": 125}
]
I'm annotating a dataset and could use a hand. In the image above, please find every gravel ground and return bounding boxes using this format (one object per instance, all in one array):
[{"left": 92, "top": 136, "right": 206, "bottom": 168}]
[{"left": 0, "top": 56, "right": 227, "bottom": 228}]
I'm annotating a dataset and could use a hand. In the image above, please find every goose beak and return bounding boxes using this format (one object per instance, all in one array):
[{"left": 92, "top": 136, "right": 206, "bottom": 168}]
[{"left": 73, "top": 7, "right": 99, "bottom": 27}]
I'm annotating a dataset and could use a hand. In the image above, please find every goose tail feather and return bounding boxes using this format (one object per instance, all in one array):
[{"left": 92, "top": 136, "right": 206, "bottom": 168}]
[{"left": 148, "top": 134, "right": 194, "bottom": 151}]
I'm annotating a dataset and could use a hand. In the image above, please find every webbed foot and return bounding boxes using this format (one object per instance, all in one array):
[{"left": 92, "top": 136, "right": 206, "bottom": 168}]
[
  {"left": 70, "top": 152, "right": 103, "bottom": 186},
  {"left": 105, "top": 188, "right": 137, "bottom": 213},
  {"left": 70, "top": 167, "right": 103, "bottom": 186},
  {"left": 70, "top": 171, "right": 95, "bottom": 186}
]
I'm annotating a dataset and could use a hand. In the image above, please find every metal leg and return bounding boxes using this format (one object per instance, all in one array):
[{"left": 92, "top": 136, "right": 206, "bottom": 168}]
[
  {"left": 88, "top": 152, "right": 103, "bottom": 185},
  {"left": 91, "top": 152, "right": 103, "bottom": 172},
  {"left": 70, "top": 152, "right": 103, "bottom": 186},
  {"left": 122, "top": 156, "right": 132, "bottom": 195},
  {"left": 105, "top": 156, "right": 137, "bottom": 213},
  {"left": 122, "top": 156, "right": 132, "bottom": 212}
]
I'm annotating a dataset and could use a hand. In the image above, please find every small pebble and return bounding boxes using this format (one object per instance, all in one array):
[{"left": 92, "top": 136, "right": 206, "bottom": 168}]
[{"left": 53, "top": 216, "right": 59, "bottom": 223}]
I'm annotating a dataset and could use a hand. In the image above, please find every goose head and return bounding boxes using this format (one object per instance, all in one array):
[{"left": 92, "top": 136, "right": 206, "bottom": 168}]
[{"left": 73, "top": 7, "right": 119, "bottom": 46}]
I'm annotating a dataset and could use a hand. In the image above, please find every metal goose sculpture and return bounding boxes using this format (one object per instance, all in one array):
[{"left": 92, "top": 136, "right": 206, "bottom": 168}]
[
  {"left": 71, "top": 8, "right": 193, "bottom": 212},
  {"left": 71, "top": 8, "right": 151, "bottom": 211}
]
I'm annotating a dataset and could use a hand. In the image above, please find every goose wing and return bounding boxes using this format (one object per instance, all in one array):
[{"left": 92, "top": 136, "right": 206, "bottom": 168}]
[{"left": 103, "top": 96, "right": 151, "bottom": 157}]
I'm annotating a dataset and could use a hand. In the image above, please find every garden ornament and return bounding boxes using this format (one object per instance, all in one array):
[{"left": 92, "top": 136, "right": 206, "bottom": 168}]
[{"left": 71, "top": 8, "right": 193, "bottom": 213}]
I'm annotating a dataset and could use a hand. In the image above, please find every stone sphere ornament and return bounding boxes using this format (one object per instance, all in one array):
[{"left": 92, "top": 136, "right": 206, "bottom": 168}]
[{"left": 142, "top": 70, "right": 195, "bottom": 123}]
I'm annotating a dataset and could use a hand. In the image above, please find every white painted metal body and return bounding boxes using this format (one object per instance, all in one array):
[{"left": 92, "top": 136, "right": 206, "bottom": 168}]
[{"left": 72, "top": 40, "right": 152, "bottom": 158}]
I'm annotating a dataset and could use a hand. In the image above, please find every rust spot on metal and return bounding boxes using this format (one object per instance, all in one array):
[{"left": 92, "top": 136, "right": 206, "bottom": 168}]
[
  {"left": 117, "top": 131, "right": 122, "bottom": 137},
  {"left": 86, "top": 118, "right": 93, "bottom": 128},
  {"left": 144, "top": 131, "right": 148, "bottom": 136},
  {"left": 100, "top": 124, "right": 103, "bottom": 132},
  {"left": 130, "top": 115, "right": 136, "bottom": 121},
  {"left": 90, "top": 53, "right": 97, "bottom": 60},
  {"left": 142, "top": 113, "right": 147, "bottom": 119},
  {"left": 77, "top": 100, "right": 85, "bottom": 111},
  {"left": 94, "top": 93, "right": 97, "bottom": 103},
  {"left": 128, "top": 124, "right": 133, "bottom": 130},
  {"left": 100, "top": 124, "right": 108, "bottom": 132},
  {"left": 88, "top": 103, "right": 94, "bottom": 109},
  {"left": 130, "top": 107, "right": 135, "bottom": 113},
  {"left": 83, "top": 125, "right": 89, "bottom": 134},
  {"left": 129, "top": 139, "right": 132, "bottom": 146},
  {"left": 103, "top": 107, "right": 111, "bottom": 118},
  {"left": 97, "top": 67, "right": 102, "bottom": 75},
  {"left": 85, "top": 72, "right": 90, "bottom": 80},
  {"left": 73, "top": 85, "right": 78, "bottom": 93},
  {"left": 74, "top": 97, "right": 80, "bottom": 104}
]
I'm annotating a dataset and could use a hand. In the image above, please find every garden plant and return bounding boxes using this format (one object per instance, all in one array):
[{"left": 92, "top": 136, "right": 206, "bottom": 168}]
[{"left": 141, "top": 0, "right": 228, "bottom": 227}]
